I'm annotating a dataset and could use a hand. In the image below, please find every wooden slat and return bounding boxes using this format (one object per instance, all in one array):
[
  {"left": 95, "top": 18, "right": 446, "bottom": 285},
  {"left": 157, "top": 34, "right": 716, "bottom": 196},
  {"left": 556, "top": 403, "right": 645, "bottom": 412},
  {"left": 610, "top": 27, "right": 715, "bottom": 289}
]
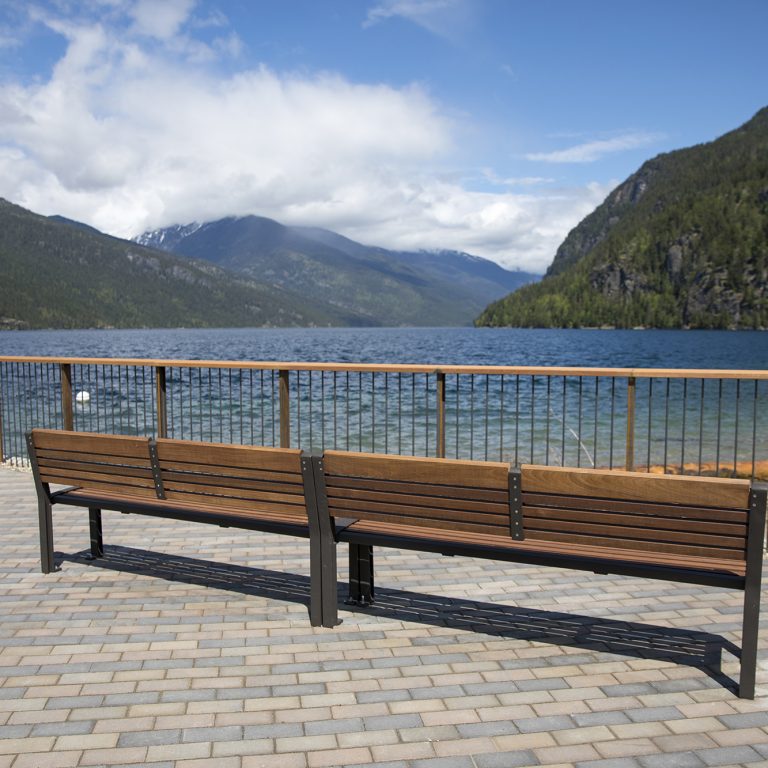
[
  {"left": 323, "top": 451, "right": 508, "bottom": 490},
  {"left": 56, "top": 488, "right": 308, "bottom": 526},
  {"left": 522, "top": 465, "right": 751, "bottom": 509},
  {"left": 524, "top": 528, "right": 744, "bottom": 561},
  {"left": 31, "top": 429, "right": 151, "bottom": 459},
  {"left": 331, "top": 508, "right": 507, "bottom": 536},
  {"left": 35, "top": 457, "right": 154, "bottom": 480},
  {"left": 522, "top": 515, "right": 746, "bottom": 550},
  {"left": 156, "top": 439, "right": 302, "bottom": 473},
  {"left": 326, "top": 486, "right": 509, "bottom": 515},
  {"left": 52, "top": 480, "right": 159, "bottom": 498},
  {"left": 343, "top": 519, "right": 748, "bottom": 576},
  {"left": 162, "top": 480, "right": 305, "bottom": 507},
  {"left": 327, "top": 497, "right": 509, "bottom": 528},
  {"left": 39, "top": 467, "right": 156, "bottom": 491},
  {"left": 522, "top": 505, "right": 747, "bottom": 537},
  {"left": 326, "top": 475, "right": 508, "bottom": 504},
  {"left": 160, "top": 489, "right": 307, "bottom": 517},
  {"left": 158, "top": 459, "right": 301, "bottom": 485},
  {"left": 161, "top": 469, "right": 304, "bottom": 496},
  {"left": 523, "top": 492, "right": 749, "bottom": 524}
]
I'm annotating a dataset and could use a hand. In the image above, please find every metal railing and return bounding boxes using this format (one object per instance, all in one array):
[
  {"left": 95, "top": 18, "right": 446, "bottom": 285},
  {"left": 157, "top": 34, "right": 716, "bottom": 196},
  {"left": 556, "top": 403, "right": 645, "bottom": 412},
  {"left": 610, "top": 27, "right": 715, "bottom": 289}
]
[{"left": 2, "top": 356, "right": 767, "bottom": 479}]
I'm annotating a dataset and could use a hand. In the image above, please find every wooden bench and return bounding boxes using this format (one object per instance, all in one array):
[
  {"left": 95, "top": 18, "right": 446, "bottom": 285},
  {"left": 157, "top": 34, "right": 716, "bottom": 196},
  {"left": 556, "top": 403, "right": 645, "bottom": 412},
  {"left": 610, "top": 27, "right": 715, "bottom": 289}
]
[
  {"left": 26, "top": 429, "right": 338, "bottom": 627},
  {"left": 313, "top": 451, "right": 767, "bottom": 698}
]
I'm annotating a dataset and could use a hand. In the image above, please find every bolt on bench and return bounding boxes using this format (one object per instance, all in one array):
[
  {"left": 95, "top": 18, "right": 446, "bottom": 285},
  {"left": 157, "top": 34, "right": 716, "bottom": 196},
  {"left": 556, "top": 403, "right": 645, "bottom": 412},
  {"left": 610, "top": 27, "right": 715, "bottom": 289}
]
[
  {"left": 313, "top": 451, "right": 767, "bottom": 698},
  {"left": 27, "top": 429, "right": 338, "bottom": 627}
]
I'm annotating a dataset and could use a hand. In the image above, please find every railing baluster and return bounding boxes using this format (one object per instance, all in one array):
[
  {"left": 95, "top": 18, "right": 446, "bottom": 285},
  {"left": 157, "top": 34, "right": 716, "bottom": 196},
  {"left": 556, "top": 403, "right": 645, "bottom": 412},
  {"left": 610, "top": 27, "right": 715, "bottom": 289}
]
[
  {"left": 279, "top": 369, "right": 290, "bottom": 448},
  {"left": 156, "top": 366, "right": 167, "bottom": 438},
  {"left": 625, "top": 376, "right": 636, "bottom": 471},
  {"left": 60, "top": 363, "right": 73, "bottom": 431}
]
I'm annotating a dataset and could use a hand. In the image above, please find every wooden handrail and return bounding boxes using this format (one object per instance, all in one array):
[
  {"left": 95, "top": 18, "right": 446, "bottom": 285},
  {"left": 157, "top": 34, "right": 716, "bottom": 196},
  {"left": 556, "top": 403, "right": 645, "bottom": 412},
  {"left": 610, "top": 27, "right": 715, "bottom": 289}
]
[{"left": 1, "top": 356, "right": 766, "bottom": 380}]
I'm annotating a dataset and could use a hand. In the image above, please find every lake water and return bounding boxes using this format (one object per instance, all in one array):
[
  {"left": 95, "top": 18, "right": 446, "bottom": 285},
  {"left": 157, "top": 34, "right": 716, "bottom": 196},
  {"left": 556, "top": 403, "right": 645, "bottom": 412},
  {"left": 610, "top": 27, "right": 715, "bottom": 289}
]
[
  {"left": 2, "top": 327, "right": 767, "bottom": 473},
  {"left": 1, "top": 326, "right": 768, "bottom": 369}
]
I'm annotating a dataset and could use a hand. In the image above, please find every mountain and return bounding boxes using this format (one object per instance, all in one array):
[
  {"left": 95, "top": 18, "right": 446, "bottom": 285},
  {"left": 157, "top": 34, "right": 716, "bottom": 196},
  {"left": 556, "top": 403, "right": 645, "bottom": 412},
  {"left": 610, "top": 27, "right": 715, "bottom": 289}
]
[
  {"left": 137, "top": 217, "right": 537, "bottom": 326},
  {"left": 0, "top": 199, "right": 368, "bottom": 330},
  {"left": 476, "top": 107, "right": 768, "bottom": 329}
]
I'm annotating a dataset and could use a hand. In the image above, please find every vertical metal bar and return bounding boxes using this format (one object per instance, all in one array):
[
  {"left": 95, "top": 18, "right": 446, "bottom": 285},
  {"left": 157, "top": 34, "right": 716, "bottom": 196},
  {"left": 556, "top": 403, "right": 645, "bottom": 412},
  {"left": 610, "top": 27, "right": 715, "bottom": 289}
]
[
  {"left": 359, "top": 372, "right": 363, "bottom": 452},
  {"left": 455, "top": 375, "right": 459, "bottom": 459},
  {"left": 371, "top": 372, "right": 375, "bottom": 453},
  {"left": 751, "top": 380, "right": 758, "bottom": 481},
  {"left": 470, "top": 374, "right": 475, "bottom": 460},
  {"left": 425, "top": 373, "right": 430, "bottom": 457},
  {"left": 715, "top": 378, "right": 723, "bottom": 475},
  {"left": 499, "top": 375, "right": 505, "bottom": 462},
  {"left": 562, "top": 377, "right": 567, "bottom": 467},
  {"left": 680, "top": 379, "right": 688, "bottom": 475},
  {"left": 155, "top": 366, "right": 167, "bottom": 438},
  {"left": 576, "top": 377, "right": 583, "bottom": 468},
  {"left": 646, "top": 378, "right": 654, "bottom": 472},
  {"left": 698, "top": 379, "right": 705, "bottom": 475},
  {"left": 346, "top": 371, "right": 351, "bottom": 450},
  {"left": 545, "top": 375, "right": 551, "bottom": 464},
  {"left": 60, "top": 363, "right": 73, "bottom": 431},
  {"left": 593, "top": 378, "right": 599, "bottom": 469},
  {"left": 321, "top": 371, "right": 326, "bottom": 450},
  {"left": 530, "top": 375, "right": 535, "bottom": 464},
  {"left": 609, "top": 378, "right": 616, "bottom": 470},
  {"left": 663, "top": 378, "right": 670, "bottom": 473},
  {"left": 279, "top": 369, "right": 290, "bottom": 448},
  {"left": 410, "top": 374, "right": 415, "bottom": 456},
  {"left": 334, "top": 372, "right": 339, "bottom": 450},
  {"left": 514, "top": 374, "right": 520, "bottom": 467},
  {"left": 384, "top": 372, "right": 389, "bottom": 454},
  {"left": 625, "top": 376, "right": 636, "bottom": 471},
  {"left": 483, "top": 375, "right": 489, "bottom": 461},
  {"left": 0, "top": 364, "right": 5, "bottom": 463},
  {"left": 734, "top": 379, "right": 741, "bottom": 477},
  {"left": 309, "top": 370, "right": 314, "bottom": 450},
  {"left": 297, "top": 371, "right": 302, "bottom": 448},
  {"left": 271, "top": 370, "right": 277, "bottom": 446}
]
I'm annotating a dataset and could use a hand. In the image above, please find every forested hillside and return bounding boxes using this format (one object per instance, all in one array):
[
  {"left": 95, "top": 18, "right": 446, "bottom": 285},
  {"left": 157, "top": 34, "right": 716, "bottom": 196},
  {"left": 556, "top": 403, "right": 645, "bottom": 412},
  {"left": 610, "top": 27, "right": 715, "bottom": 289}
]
[{"left": 477, "top": 107, "right": 768, "bottom": 329}]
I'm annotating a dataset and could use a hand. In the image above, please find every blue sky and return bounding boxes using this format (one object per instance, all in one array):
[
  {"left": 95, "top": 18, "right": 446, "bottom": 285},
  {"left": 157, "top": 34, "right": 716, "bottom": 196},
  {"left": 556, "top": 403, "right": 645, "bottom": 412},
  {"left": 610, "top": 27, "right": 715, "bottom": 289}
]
[{"left": 0, "top": 0, "right": 765, "bottom": 272}]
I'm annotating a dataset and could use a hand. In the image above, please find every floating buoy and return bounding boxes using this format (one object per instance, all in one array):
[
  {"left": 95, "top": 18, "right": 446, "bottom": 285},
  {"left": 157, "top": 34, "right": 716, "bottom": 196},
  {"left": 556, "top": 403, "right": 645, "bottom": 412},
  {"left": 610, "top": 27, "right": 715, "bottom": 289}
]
[{"left": 75, "top": 390, "right": 91, "bottom": 403}]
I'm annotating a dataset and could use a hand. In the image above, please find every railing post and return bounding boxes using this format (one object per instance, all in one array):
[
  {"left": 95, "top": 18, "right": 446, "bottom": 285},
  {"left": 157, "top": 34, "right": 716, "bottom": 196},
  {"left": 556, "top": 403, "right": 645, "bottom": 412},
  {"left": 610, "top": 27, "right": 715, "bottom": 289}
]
[
  {"left": 60, "top": 363, "right": 74, "bottom": 431},
  {"left": 436, "top": 371, "right": 446, "bottom": 458},
  {"left": 156, "top": 366, "right": 167, "bottom": 438},
  {"left": 279, "top": 369, "right": 290, "bottom": 448},
  {"left": 626, "top": 376, "right": 636, "bottom": 471}
]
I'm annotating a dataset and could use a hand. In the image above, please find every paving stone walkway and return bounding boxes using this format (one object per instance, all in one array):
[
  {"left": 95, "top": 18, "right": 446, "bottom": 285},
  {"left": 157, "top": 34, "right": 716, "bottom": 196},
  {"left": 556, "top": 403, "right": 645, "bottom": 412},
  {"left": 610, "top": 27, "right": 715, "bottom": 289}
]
[{"left": 1, "top": 465, "right": 767, "bottom": 768}]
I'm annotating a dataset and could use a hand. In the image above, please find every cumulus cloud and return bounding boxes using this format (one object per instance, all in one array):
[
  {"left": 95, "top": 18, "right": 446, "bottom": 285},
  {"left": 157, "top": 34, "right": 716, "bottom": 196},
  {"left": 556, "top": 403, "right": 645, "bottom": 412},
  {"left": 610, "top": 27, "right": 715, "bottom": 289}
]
[
  {"left": 0, "top": 1, "right": 610, "bottom": 273},
  {"left": 526, "top": 132, "right": 663, "bottom": 163}
]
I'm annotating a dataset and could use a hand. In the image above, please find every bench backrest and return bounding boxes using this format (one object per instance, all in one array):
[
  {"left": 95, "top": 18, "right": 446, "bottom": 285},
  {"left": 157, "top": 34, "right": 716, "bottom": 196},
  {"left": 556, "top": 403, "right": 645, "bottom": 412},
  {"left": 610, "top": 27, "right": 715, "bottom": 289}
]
[
  {"left": 521, "top": 465, "right": 751, "bottom": 562},
  {"left": 321, "top": 451, "right": 511, "bottom": 536},
  {"left": 28, "top": 430, "right": 310, "bottom": 522},
  {"left": 29, "top": 429, "right": 156, "bottom": 498},
  {"left": 154, "top": 439, "right": 308, "bottom": 520}
]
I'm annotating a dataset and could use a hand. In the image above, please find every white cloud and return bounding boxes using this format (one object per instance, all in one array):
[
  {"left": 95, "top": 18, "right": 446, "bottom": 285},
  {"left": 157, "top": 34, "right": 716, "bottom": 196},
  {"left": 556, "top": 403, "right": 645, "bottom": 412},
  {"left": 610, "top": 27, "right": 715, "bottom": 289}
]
[
  {"left": 0, "top": 2, "right": 610, "bottom": 273},
  {"left": 130, "top": 0, "right": 195, "bottom": 39},
  {"left": 364, "top": 0, "right": 469, "bottom": 40},
  {"left": 526, "top": 132, "right": 663, "bottom": 163}
]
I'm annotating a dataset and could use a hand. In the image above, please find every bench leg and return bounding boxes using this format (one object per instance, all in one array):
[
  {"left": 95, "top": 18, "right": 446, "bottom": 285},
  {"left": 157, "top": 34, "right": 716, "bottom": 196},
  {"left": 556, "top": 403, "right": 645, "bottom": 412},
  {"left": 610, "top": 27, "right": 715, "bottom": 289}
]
[
  {"left": 321, "top": 534, "right": 339, "bottom": 628},
  {"left": 739, "top": 577, "right": 761, "bottom": 699},
  {"left": 37, "top": 496, "right": 54, "bottom": 574},
  {"left": 88, "top": 508, "right": 103, "bottom": 559},
  {"left": 347, "top": 544, "right": 374, "bottom": 606},
  {"left": 309, "top": 527, "right": 324, "bottom": 628}
]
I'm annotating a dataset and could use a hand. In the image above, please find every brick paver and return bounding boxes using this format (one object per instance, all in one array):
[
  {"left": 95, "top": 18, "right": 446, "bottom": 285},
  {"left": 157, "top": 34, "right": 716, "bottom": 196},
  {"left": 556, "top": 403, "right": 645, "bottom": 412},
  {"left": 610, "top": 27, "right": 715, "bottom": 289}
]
[{"left": 1, "top": 465, "right": 766, "bottom": 767}]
